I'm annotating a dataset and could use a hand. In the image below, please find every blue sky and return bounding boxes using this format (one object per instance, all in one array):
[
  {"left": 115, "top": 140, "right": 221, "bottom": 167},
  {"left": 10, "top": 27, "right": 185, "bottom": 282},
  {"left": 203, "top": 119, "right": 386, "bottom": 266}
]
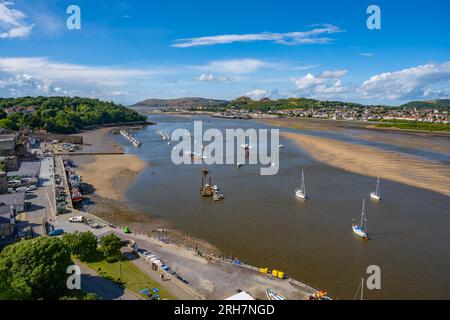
[{"left": 0, "top": 0, "right": 449, "bottom": 105}]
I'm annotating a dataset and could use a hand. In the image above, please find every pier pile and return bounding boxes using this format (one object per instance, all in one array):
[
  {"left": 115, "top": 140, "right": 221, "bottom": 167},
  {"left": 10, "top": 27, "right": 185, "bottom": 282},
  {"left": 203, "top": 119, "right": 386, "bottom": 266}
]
[{"left": 120, "top": 129, "right": 141, "bottom": 147}]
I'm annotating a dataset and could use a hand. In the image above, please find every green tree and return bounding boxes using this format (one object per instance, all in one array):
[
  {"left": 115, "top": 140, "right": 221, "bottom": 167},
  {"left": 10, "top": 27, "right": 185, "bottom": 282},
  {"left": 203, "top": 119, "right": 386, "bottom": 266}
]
[
  {"left": 0, "top": 118, "right": 18, "bottom": 130},
  {"left": 0, "top": 237, "right": 72, "bottom": 300},
  {"left": 98, "top": 233, "right": 123, "bottom": 262},
  {"left": 63, "top": 231, "right": 98, "bottom": 261}
]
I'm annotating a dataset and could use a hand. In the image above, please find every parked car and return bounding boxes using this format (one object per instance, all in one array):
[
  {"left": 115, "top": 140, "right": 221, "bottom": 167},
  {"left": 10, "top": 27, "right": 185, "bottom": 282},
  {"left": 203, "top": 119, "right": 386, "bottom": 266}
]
[
  {"left": 49, "top": 229, "right": 64, "bottom": 236},
  {"left": 15, "top": 187, "right": 28, "bottom": 193},
  {"left": 26, "top": 185, "right": 37, "bottom": 192},
  {"left": 69, "top": 216, "right": 85, "bottom": 223}
]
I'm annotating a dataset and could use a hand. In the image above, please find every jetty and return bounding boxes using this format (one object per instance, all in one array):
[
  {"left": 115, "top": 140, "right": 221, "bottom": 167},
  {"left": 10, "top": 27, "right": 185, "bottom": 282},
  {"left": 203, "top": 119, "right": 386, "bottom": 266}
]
[
  {"left": 157, "top": 130, "right": 170, "bottom": 141},
  {"left": 120, "top": 129, "right": 141, "bottom": 147}
]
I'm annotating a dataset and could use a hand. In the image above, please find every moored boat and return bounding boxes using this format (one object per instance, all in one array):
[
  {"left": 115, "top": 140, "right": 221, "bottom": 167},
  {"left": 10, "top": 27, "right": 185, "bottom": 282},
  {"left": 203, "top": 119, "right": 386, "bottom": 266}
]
[
  {"left": 370, "top": 176, "right": 381, "bottom": 201},
  {"left": 266, "top": 288, "right": 286, "bottom": 300},
  {"left": 295, "top": 169, "right": 307, "bottom": 200},
  {"left": 352, "top": 199, "right": 369, "bottom": 240}
]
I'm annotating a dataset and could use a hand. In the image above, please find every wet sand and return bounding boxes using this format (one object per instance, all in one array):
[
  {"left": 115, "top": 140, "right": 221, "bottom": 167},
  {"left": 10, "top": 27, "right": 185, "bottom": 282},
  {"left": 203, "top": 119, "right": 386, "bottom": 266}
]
[
  {"left": 354, "top": 132, "right": 450, "bottom": 154},
  {"left": 77, "top": 154, "right": 146, "bottom": 201},
  {"left": 283, "top": 132, "right": 450, "bottom": 197},
  {"left": 73, "top": 126, "right": 221, "bottom": 255}
]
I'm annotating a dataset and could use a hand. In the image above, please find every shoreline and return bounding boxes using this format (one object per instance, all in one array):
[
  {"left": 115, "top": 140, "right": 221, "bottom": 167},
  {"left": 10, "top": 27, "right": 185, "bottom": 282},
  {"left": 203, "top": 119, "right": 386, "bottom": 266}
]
[
  {"left": 260, "top": 117, "right": 450, "bottom": 137},
  {"left": 73, "top": 126, "right": 222, "bottom": 256},
  {"left": 282, "top": 131, "right": 450, "bottom": 197}
]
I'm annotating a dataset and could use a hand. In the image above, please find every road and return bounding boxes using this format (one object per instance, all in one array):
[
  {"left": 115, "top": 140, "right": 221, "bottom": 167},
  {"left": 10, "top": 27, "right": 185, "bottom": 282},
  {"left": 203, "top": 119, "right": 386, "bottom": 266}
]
[{"left": 114, "top": 232, "right": 316, "bottom": 300}]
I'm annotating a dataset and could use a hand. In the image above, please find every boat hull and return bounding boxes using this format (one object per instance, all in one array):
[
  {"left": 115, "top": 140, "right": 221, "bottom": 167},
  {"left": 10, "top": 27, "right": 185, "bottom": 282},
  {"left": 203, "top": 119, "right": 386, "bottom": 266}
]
[
  {"left": 352, "top": 225, "right": 368, "bottom": 239},
  {"left": 295, "top": 189, "right": 307, "bottom": 201},
  {"left": 266, "top": 288, "right": 286, "bottom": 300},
  {"left": 370, "top": 192, "right": 381, "bottom": 201}
]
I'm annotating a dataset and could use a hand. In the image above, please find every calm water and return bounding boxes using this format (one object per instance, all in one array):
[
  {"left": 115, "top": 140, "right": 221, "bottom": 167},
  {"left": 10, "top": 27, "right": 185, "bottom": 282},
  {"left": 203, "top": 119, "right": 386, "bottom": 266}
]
[{"left": 121, "top": 114, "right": 450, "bottom": 299}]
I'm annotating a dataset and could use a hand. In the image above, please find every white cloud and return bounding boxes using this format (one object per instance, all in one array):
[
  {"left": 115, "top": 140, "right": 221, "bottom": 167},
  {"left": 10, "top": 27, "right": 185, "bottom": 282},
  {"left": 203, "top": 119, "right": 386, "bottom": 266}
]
[
  {"left": 202, "top": 59, "right": 268, "bottom": 74},
  {"left": 360, "top": 61, "right": 450, "bottom": 100},
  {"left": 0, "top": 57, "right": 159, "bottom": 100},
  {"left": 245, "top": 89, "right": 270, "bottom": 100},
  {"left": 172, "top": 24, "right": 342, "bottom": 48},
  {"left": 320, "top": 69, "right": 347, "bottom": 78},
  {"left": 0, "top": 57, "right": 153, "bottom": 85},
  {"left": 360, "top": 53, "right": 375, "bottom": 57},
  {"left": 0, "top": 1, "right": 34, "bottom": 38},
  {"left": 197, "top": 73, "right": 215, "bottom": 81},
  {"left": 291, "top": 69, "right": 348, "bottom": 98}
]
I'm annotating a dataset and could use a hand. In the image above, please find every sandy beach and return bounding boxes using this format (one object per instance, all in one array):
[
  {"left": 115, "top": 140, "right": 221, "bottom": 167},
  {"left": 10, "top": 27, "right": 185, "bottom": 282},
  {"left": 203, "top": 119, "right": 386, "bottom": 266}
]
[
  {"left": 71, "top": 126, "right": 221, "bottom": 255},
  {"left": 283, "top": 132, "right": 450, "bottom": 197},
  {"left": 77, "top": 154, "right": 146, "bottom": 201}
]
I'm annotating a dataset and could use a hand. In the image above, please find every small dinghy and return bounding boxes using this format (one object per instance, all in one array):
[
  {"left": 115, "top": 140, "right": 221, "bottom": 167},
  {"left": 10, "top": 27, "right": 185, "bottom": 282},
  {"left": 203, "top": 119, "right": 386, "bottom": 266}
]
[{"left": 266, "top": 288, "right": 287, "bottom": 300}]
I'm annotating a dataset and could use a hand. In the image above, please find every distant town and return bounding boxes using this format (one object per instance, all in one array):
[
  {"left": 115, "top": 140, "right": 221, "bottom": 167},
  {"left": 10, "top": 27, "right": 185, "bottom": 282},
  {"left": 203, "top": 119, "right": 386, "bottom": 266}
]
[
  {"left": 134, "top": 97, "right": 450, "bottom": 131},
  {"left": 209, "top": 106, "right": 449, "bottom": 123}
]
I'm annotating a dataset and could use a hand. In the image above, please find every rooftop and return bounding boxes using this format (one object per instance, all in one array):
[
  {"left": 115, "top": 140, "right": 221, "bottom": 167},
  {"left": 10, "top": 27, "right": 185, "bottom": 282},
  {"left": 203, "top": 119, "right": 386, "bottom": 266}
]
[
  {"left": 0, "top": 134, "right": 17, "bottom": 143},
  {"left": 0, "top": 192, "right": 25, "bottom": 207},
  {"left": 7, "top": 161, "right": 40, "bottom": 178}
]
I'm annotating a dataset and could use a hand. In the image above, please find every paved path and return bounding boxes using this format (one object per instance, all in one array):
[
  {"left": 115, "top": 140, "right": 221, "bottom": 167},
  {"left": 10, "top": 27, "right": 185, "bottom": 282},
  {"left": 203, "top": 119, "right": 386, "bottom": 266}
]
[
  {"left": 39, "top": 157, "right": 54, "bottom": 187},
  {"left": 117, "top": 232, "right": 316, "bottom": 300}
]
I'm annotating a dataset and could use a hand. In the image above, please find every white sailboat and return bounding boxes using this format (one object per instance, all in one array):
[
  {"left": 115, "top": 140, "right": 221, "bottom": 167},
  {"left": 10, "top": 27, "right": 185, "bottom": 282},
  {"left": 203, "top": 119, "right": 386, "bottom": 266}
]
[
  {"left": 353, "top": 278, "right": 365, "bottom": 300},
  {"left": 295, "top": 169, "right": 307, "bottom": 200},
  {"left": 352, "top": 199, "right": 369, "bottom": 240},
  {"left": 370, "top": 176, "right": 381, "bottom": 201}
]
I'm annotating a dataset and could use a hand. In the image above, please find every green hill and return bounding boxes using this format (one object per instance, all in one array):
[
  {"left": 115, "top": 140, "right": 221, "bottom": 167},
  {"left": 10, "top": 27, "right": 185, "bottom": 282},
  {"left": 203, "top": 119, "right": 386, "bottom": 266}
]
[
  {"left": 400, "top": 99, "right": 450, "bottom": 110},
  {"left": 227, "top": 96, "right": 364, "bottom": 111},
  {"left": 0, "top": 96, "right": 147, "bottom": 133}
]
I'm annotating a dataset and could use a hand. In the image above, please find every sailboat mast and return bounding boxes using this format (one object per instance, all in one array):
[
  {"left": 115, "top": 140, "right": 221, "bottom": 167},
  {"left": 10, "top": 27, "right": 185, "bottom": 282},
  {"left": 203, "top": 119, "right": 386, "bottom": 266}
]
[
  {"left": 376, "top": 176, "right": 380, "bottom": 196},
  {"left": 360, "top": 277, "right": 364, "bottom": 300},
  {"left": 361, "top": 199, "right": 365, "bottom": 227},
  {"left": 301, "top": 169, "right": 306, "bottom": 194}
]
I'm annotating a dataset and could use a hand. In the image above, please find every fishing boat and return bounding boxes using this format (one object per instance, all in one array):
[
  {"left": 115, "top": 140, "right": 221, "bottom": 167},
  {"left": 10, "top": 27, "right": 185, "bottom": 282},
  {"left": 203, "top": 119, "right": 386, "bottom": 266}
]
[
  {"left": 71, "top": 190, "right": 83, "bottom": 203},
  {"left": 370, "top": 176, "right": 381, "bottom": 201},
  {"left": 295, "top": 169, "right": 307, "bottom": 200},
  {"left": 266, "top": 288, "right": 286, "bottom": 300},
  {"left": 352, "top": 199, "right": 369, "bottom": 240}
]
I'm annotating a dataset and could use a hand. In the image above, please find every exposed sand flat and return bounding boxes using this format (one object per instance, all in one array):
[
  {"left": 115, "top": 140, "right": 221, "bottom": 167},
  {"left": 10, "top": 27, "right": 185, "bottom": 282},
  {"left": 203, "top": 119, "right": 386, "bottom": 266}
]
[
  {"left": 263, "top": 118, "right": 450, "bottom": 153},
  {"left": 283, "top": 132, "right": 450, "bottom": 197},
  {"left": 77, "top": 154, "right": 147, "bottom": 201},
  {"left": 354, "top": 132, "right": 450, "bottom": 154}
]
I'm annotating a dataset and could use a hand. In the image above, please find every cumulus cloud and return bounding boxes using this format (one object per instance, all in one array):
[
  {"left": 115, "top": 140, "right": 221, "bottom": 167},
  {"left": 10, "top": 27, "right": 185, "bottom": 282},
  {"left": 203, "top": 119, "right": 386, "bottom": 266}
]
[
  {"left": 360, "top": 61, "right": 450, "bottom": 100},
  {"left": 291, "top": 69, "right": 348, "bottom": 98},
  {"left": 0, "top": 1, "right": 34, "bottom": 38},
  {"left": 0, "top": 57, "right": 157, "bottom": 99},
  {"left": 172, "top": 24, "right": 342, "bottom": 48},
  {"left": 0, "top": 57, "right": 153, "bottom": 84},
  {"left": 245, "top": 89, "right": 270, "bottom": 100}
]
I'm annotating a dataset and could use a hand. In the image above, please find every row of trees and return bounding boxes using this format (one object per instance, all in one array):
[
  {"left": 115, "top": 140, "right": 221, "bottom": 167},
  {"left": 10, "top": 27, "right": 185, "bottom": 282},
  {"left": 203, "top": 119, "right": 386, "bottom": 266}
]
[
  {"left": 0, "top": 96, "right": 147, "bottom": 133},
  {"left": 0, "top": 232, "right": 124, "bottom": 300}
]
